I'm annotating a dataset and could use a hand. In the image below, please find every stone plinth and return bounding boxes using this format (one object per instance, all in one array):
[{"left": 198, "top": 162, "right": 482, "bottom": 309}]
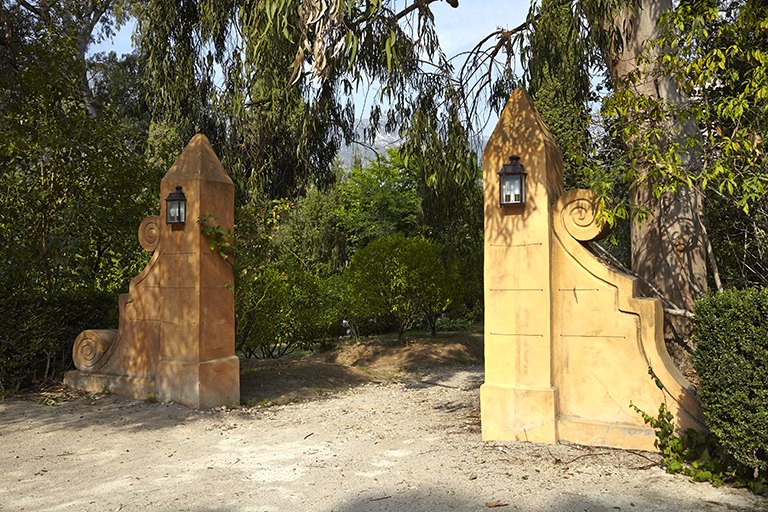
[
  {"left": 480, "top": 89, "right": 704, "bottom": 450},
  {"left": 65, "top": 134, "right": 239, "bottom": 409}
]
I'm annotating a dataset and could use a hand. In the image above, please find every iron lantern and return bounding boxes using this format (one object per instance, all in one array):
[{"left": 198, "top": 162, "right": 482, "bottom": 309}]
[
  {"left": 498, "top": 155, "right": 526, "bottom": 206},
  {"left": 165, "top": 185, "right": 187, "bottom": 225}
]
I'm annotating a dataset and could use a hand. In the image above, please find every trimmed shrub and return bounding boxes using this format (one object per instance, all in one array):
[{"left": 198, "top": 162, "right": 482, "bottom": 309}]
[
  {"left": 0, "top": 291, "right": 118, "bottom": 392},
  {"left": 235, "top": 263, "right": 343, "bottom": 358},
  {"left": 345, "top": 234, "right": 456, "bottom": 344},
  {"left": 693, "top": 289, "right": 768, "bottom": 473}
]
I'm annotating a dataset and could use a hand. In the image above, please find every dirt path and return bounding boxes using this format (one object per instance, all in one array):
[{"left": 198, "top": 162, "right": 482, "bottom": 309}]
[{"left": 1, "top": 362, "right": 763, "bottom": 512}]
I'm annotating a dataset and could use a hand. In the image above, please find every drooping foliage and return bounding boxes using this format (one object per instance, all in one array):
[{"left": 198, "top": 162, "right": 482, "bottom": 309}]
[{"left": 527, "top": 0, "right": 593, "bottom": 191}]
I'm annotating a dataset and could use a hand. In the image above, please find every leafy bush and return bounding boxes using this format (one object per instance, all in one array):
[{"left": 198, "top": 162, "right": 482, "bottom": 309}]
[
  {"left": 346, "top": 234, "right": 456, "bottom": 343},
  {"left": 693, "top": 289, "right": 768, "bottom": 475},
  {"left": 235, "top": 263, "right": 342, "bottom": 358},
  {"left": 0, "top": 291, "right": 118, "bottom": 392},
  {"left": 435, "top": 314, "right": 471, "bottom": 333}
]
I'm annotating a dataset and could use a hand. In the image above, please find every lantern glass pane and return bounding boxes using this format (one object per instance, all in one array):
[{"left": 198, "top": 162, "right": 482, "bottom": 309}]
[
  {"left": 501, "top": 175, "right": 523, "bottom": 204},
  {"left": 512, "top": 176, "right": 521, "bottom": 203},
  {"left": 178, "top": 200, "right": 186, "bottom": 223},
  {"left": 169, "top": 201, "right": 179, "bottom": 223},
  {"left": 502, "top": 176, "right": 512, "bottom": 204}
]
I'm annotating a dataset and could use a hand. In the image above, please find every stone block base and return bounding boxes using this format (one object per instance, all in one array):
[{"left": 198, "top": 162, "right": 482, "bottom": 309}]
[
  {"left": 557, "top": 415, "right": 657, "bottom": 451},
  {"left": 63, "top": 371, "right": 155, "bottom": 399},
  {"left": 155, "top": 355, "right": 240, "bottom": 409},
  {"left": 481, "top": 384, "right": 559, "bottom": 443}
]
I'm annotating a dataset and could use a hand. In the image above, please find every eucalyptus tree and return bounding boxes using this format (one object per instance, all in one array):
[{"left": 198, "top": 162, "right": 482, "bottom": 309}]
[
  {"left": 135, "top": 0, "right": 355, "bottom": 202},
  {"left": 133, "top": 0, "right": 768, "bottom": 337},
  {"left": 133, "top": 0, "right": 481, "bottom": 202},
  {"left": 2, "top": 0, "right": 128, "bottom": 115},
  {"left": 606, "top": 0, "right": 768, "bottom": 292}
]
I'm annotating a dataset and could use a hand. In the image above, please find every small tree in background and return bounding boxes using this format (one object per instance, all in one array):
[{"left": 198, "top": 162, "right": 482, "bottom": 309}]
[{"left": 346, "top": 234, "right": 455, "bottom": 345}]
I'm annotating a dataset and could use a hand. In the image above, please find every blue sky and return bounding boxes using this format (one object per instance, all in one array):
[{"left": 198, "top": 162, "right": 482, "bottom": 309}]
[{"left": 431, "top": 0, "right": 528, "bottom": 56}]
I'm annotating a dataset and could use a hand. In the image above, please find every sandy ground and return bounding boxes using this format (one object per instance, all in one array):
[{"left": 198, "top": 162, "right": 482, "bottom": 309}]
[{"left": 1, "top": 360, "right": 765, "bottom": 512}]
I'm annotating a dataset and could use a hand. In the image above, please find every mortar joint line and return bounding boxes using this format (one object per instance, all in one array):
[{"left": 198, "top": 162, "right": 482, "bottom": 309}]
[
  {"left": 560, "top": 334, "right": 626, "bottom": 339},
  {"left": 489, "top": 243, "right": 543, "bottom": 247},
  {"left": 489, "top": 333, "right": 544, "bottom": 337},
  {"left": 490, "top": 288, "right": 543, "bottom": 292}
]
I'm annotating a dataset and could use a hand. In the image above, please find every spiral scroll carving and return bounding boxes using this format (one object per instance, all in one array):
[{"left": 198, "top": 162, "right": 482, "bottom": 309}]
[
  {"left": 559, "top": 190, "right": 612, "bottom": 242},
  {"left": 72, "top": 329, "right": 117, "bottom": 372},
  {"left": 138, "top": 215, "right": 161, "bottom": 252}
]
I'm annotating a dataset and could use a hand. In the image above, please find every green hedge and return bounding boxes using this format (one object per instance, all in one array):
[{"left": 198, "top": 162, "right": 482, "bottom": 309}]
[
  {"left": 0, "top": 291, "right": 118, "bottom": 392},
  {"left": 693, "top": 289, "right": 768, "bottom": 473}
]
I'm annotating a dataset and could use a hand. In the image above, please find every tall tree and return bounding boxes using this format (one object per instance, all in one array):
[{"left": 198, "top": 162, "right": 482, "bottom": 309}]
[
  {"left": 604, "top": 0, "right": 707, "bottom": 342},
  {"left": 4, "top": 0, "right": 124, "bottom": 116},
  {"left": 607, "top": 0, "right": 768, "bottom": 293},
  {"left": 133, "top": 0, "right": 479, "bottom": 202},
  {"left": 133, "top": 0, "right": 768, "bottom": 335},
  {"left": 597, "top": 0, "right": 768, "bottom": 342},
  {"left": 527, "top": 0, "right": 593, "bottom": 191},
  {"left": 0, "top": 2, "right": 154, "bottom": 294}
]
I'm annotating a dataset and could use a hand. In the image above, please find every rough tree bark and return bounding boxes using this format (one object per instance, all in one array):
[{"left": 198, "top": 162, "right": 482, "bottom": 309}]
[{"left": 606, "top": 0, "right": 707, "bottom": 368}]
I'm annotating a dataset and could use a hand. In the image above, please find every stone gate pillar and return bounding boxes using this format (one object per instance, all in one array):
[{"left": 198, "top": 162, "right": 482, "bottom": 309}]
[
  {"left": 480, "top": 89, "right": 565, "bottom": 444},
  {"left": 65, "top": 134, "right": 239, "bottom": 409},
  {"left": 480, "top": 89, "right": 704, "bottom": 450},
  {"left": 155, "top": 134, "right": 239, "bottom": 408}
]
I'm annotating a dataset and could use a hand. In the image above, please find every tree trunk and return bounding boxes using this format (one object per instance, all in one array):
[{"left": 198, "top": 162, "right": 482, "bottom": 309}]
[{"left": 606, "top": 0, "right": 707, "bottom": 368}]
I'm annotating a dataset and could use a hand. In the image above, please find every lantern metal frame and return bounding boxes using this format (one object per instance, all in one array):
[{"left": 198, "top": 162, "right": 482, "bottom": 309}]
[
  {"left": 165, "top": 185, "right": 187, "bottom": 225},
  {"left": 497, "top": 155, "right": 527, "bottom": 206}
]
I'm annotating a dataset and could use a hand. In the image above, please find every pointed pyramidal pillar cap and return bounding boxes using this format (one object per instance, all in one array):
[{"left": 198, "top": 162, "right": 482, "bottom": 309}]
[{"left": 162, "top": 134, "right": 234, "bottom": 186}]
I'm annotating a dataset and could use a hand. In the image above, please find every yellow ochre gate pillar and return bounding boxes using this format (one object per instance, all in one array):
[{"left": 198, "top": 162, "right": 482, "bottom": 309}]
[
  {"left": 480, "top": 89, "right": 704, "bottom": 450},
  {"left": 65, "top": 134, "right": 239, "bottom": 409}
]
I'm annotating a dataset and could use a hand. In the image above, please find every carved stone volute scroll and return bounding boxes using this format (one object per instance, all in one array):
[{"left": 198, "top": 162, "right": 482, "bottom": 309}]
[
  {"left": 558, "top": 191, "right": 612, "bottom": 243},
  {"left": 138, "top": 215, "right": 161, "bottom": 252},
  {"left": 72, "top": 329, "right": 117, "bottom": 372}
]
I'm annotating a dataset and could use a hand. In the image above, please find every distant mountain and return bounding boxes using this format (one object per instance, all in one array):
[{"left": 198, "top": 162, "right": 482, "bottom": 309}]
[
  {"left": 336, "top": 119, "right": 401, "bottom": 168},
  {"left": 335, "top": 119, "right": 488, "bottom": 168}
]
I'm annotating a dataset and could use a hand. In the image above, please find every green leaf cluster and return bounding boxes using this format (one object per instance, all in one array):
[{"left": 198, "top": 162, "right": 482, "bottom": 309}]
[
  {"left": 597, "top": 0, "right": 768, "bottom": 286},
  {"left": 1, "top": 10, "right": 157, "bottom": 295},
  {"left": 631, "top": 287, "right": 768, "bottom": 494},
  {"left": 630, "top": 399, "right": 734, "bottom": 487},
  {"left": 199, "top": 145, "right": 481, "bottom": 357}
]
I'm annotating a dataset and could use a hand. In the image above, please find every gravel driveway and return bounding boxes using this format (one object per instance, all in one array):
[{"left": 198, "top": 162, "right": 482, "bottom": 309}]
[{"left": 1, "top": 365, "right": 763, "bottom": 511}]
